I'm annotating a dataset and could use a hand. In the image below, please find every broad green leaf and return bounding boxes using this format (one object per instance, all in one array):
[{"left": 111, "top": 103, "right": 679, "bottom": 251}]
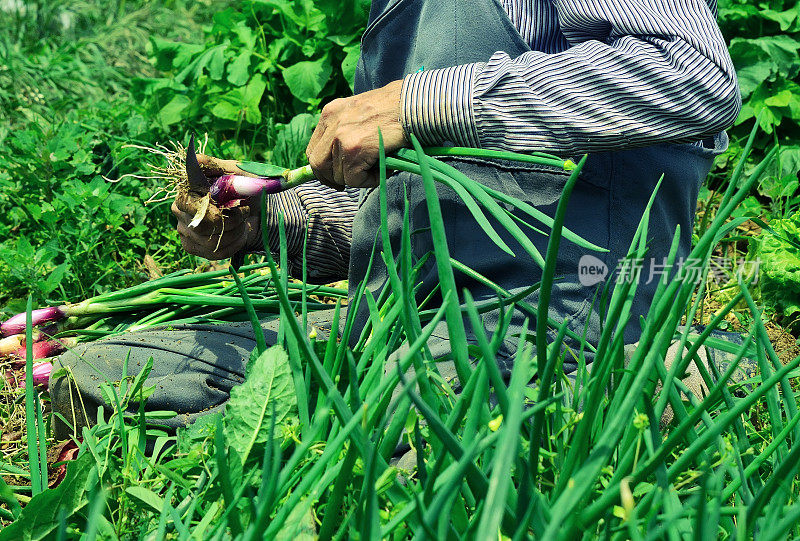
[
  {"left": 175, "top": 44, "right": 229, "bottom": 83},
  {"left": 0, "top": 475, "right": 20, "bottom": 519},
  {"left": 149, "top": 37, "right": 204, "bottom": 72},
  {"left": 761, "top": 6, "right": 799, "bottom": 32},
  {"left": 209, "top": 76, "right": 266, "bottom": 124},
  {"left": 17, "top": 235, "right": 34, "bottom": 259},
  {"left": 301, "top": 38, "right": 322, "bottom": 58},
  {"left": 276, "top": 507, "right": 317, "bottom": 541},
  {"left": 268, "top": 36, "right": 291, "bottom": 65},
  {"left": 764, "top": 89, "right": 794, "bottom": 107},
  {"left": 719, "top": 5, "right": 760, "bottom": 24},
  {"left": 754, "top": 210, "right": 800, "bottom": 318},
  {"left": 210, "top": 97, "right": 242, "bottom": 122},
  {"left": 254, "top": 0, "right": 305, "bottom": 27},
  {"left": 735, "top": 99, "right": 755, "bottom": 125},
  {"left": 227, "top": 51, "right": 252, "bottom": 86},
  {"left": 779, "top": 146, "right": 800, "bottom": 179},
  {"left": 177, "top": 412, "right": 222, "bottom": 454},
  {"left": 758, "top": 106, "right": 780, "bottom": 133},
  {"left": 238, "top": 161, "right": 287, "bottom": 177},
  {"left": 207, "top": 44, "right": 227, "bottom": 80},
  {"left": 232, "top": 20, "right": 257, "bottom": 50},
  {"left": 273, "top": 113, "right": 318, "bottom": 168},
  {"left": 292, "top": 0, "right": 327, "bottom": 32},
  {"left": 209, "top": 7, "right": 240, "bottom": 32},
  {"left": 243, "top": 75, "right": 268, "bottom": 123},
  {"left": 42, "top": 262, "right": 68, "bottom": 295},
  {"left": 730, "top": 36, "right": 800, "bottom": 78},
  {"left": 282, "top": 57, "right": 333, "bottom": 103},
  {"left": 326, "top": 34, "right": 354, "bottom": 46},
  {"left": 125, "top": 486, "right": 164, "bottom": 513},
  {"left": 735, "top": 62, "right": 773, "bottom": 98},
  {"left": 223, "top": 345, "right": 297, "bottom": 466},
  {"left": 0, "top": 452, "right": 94, "bottom": 541},
  {"left": 341, "top": 43, "right": 360, "bottom": 91},
  {"left": 157, "top": 95, "right": 191, "bottom": 126}
]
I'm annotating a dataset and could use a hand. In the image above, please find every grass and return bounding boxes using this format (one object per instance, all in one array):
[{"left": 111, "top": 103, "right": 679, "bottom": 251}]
[{"left": 0, "top": 0, "right": 226, "bottom": 313}]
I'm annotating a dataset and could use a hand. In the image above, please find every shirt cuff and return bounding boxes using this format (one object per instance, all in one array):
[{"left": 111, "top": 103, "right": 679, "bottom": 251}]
[
  {"left": 400, "top": 64, "right": 482, "bottom": 148},
  {"left": 263, "top": 189, "right": 307, "bottom": 260}
]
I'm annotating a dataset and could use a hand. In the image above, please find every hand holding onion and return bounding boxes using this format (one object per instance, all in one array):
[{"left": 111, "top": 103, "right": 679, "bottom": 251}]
[
  {"left": 171, "top": 154, "right": 263, "bottom": 260},
  {"left": 306, "top": 79, "right": 407, "bottom": 188}
]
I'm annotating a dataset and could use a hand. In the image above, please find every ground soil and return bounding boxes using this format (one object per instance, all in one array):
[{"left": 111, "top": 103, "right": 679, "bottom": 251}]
[{"left": 766, "top": 320, "right": 800, "bottom": 365}]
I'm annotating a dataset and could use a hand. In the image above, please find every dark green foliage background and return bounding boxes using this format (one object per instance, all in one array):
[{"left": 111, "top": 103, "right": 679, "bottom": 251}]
[
  {"left": 716, "top": 0, "right": 800, "bottom": 195},
  {"left": 136, "top": 0, "right": 370, "bottom": 162},
  {"left": 0, "top": 0, "right": 369, "bottom": 316},
  {"left": 0, "top": 1, "right": 219, "bottom": 313}
]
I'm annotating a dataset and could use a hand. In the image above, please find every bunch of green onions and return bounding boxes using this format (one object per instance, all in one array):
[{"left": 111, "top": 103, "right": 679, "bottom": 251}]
[
  {"left": 175, "top": 137, "right": 580, "bottom": 238},
  {"left": 2, "top": 142, "right": 582, "bottom": 386},
  {"left": 0, "top": 263, "right": 347, "bottom": 387},
  {"left": 209, "top": 147, "right": 575, "bottom": 209}
]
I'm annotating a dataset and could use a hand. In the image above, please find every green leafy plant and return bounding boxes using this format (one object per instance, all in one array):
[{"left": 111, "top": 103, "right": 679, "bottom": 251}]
[
  {"left": 751, "top": 209, "right": 800, "bottom": 329},
  {"left": 718, "top": 0, "right": 800, "bottom": 186},
  {"left": 137, "top": 0, "right": 369, "bottom": 160}
]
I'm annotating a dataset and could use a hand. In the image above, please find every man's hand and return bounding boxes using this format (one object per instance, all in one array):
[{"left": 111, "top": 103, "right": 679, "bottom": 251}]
[
  {"left": 306, "top": 80, "right": 407, "bottom": 188},
  {"left": 171, "top": 155, "right": 262, "bottom": 260}
]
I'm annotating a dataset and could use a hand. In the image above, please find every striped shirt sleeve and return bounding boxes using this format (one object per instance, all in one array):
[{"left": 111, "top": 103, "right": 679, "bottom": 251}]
[
  {"left": 401, "top": 0, "right": 741, "bottom": 154},
  {"left": 261, "top": 182, "right": 360, "bottom": 283}
]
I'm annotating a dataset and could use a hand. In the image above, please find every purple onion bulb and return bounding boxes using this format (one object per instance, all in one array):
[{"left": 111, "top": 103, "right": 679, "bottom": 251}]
[
  {"left": 1, "top": 307, "right": 67, "bottom": 337},
  {"left": 209, "top": 175, "right": 284, "bottom": 208},
  {"left": 15, "top": 339, "right": 71, "bottom": 360},
  {"left": 19, "top": 361, "right": 53, "bottom": 388}
]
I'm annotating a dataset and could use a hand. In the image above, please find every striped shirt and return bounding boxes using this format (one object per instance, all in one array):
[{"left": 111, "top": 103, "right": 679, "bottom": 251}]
[{"left": 263, "top": 0, "right": 740, "bottom": 282}]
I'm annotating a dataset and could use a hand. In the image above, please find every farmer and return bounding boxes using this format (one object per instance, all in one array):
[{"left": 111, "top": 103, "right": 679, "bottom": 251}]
[{"left": 52, "top": 0, "right": 741, "bottom": 434}]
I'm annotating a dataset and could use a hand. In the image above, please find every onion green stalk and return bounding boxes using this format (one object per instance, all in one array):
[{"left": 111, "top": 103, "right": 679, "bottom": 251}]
[
  {"left": 0, "top": 265, "right": 347, "bottom": 342},
  {"left": 423, "top": 146, "right": 576, "bottom": 170},
  {"left": 234, "top": 149, "right": 572, "bottom": 195},
  {"left": 4, "top": 293, "right": 278, "bottom": 333},
  {"left": 236, "top": 146, "right": 573, "bottom": 195},
  {"left": 2, "top": 265, "right": 345, "bottom": 394}
]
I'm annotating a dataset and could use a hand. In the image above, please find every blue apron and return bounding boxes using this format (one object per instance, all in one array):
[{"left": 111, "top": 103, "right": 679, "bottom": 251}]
[{"left": 347, "top": 0, "right": 725, "bottom": 373}]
